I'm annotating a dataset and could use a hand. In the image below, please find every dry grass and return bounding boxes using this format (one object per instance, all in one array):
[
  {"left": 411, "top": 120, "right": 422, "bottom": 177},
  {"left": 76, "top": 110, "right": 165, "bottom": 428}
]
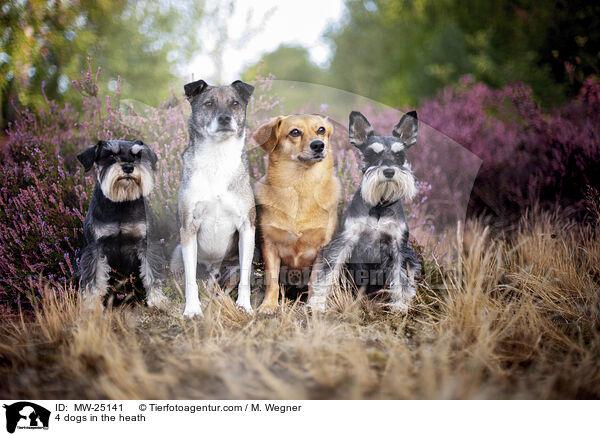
[{"left": 1, "top": 211, "right": 599, "bottom": 399}]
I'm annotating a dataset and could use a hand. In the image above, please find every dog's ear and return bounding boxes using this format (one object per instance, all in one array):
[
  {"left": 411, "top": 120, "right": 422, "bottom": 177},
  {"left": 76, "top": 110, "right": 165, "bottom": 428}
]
[
  {"left": 77, "top": 140, "right": 105, "bottom": 172},
  {"left": 349, "top": 111, "right": 374, "bottom": 148},
  {"left": 132, "top": 140, "right": 158, "bottom": 170},
  {"left": 253, "top": 116, "right": 283, "bottom": 154},
  {"left": 393, "top": 110, "right": 418, "bottom": 149},
  {"left": 231, "top": 80, "right": 255, "bottom": 105},
  {"left": 184, "top": 79, "right": 208, "bottom": 99},
  {"left": 146, "top": 147, "right": 158, "bottom": 171}
]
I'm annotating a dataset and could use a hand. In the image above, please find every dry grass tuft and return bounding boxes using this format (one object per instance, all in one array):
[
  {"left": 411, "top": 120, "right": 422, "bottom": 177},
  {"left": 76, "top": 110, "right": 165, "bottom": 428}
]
[{"left": 1, "top": 211, "right": 599, "bottom": 399}]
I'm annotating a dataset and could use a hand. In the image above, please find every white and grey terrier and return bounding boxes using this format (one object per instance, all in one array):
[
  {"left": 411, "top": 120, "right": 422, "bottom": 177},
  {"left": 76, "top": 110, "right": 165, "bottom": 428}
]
[
  {"left": 171, "top": 79, "right": 256, "bottom": 317},
  {"left": 77, "top": 139, "right": 168, "bottom": 308},
  {"left": 308, "top": 111, "right": 421, "bottom": 312}
]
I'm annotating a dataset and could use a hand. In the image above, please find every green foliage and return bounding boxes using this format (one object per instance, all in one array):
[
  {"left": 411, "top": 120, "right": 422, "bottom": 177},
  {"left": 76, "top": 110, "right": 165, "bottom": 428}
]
[
  {"left": 242, "top": 44, "right": 327, "bottom": 85},
  {"left": 242, "top": 45, "right": 336, "bottom": 113},
  {"left": 322, "top": 0, "right": 600, "bottom": 107},
  {"left": 0, "top": 0, "right": 206, "bottom": 128},
  {"left": 86, "top": 0, "right": 206, "bottom": 106}
]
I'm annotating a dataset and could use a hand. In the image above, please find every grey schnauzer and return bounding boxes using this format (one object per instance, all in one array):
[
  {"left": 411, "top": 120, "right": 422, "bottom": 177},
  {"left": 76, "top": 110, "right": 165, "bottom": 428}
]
[
  {"left": 170, "top": 79, "right": 256, "bottom": 317},
  {"left": 308, "top": 111, "right": 421, "bottom": 312},
  {"left": 77, "top": 139, "right": 167, "bottom": 308}
]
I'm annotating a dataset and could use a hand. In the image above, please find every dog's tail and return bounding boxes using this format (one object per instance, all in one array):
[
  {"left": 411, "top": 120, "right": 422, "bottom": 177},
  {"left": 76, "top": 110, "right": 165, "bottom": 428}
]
[{"left": 169, "top": 244, "right": 184, "bottom": 273}]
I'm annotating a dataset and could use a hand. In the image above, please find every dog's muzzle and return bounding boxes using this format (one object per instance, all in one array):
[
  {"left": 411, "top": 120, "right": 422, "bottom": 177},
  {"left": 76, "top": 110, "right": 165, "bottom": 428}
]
[
  {"left": 116, "top": 163, "right": 141, "bottom": 183},
  {"left": 100, "top": 162, "right": 153, "bottom": 202},
  {"left": 361, "top": 165, "right": 416, "bottom": 205},
  {"left": 310, "top": 140, "right": 325, "bottom": 153},
  {"left": 217, "top": 114, "right": 234, "bottom": 131},
  {"left": 122, "top": 163, "right": 134, "bottom": 174},
  {"left": 298, "top": 140, "right": 327, "bottom": 162},
  {"left": 213, "top": 113, "right": 237, "bottom": 134}
]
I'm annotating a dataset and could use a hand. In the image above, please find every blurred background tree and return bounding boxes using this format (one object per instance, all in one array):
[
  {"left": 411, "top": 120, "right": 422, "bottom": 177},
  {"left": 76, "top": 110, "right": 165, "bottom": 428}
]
[
  {"left": 0, "top": 0, "right": 207, "bottom": 129},
  {"left": 2, "top": 0, "right": 599, "bottom": 129},
  {"left": 325, "top": 0, "right": 600, "bottom": 106},
  {"left": 242, "top": 44, "right": 328, "bottom": 85},
  {"left": 242, "top": 0, "right": 600, "bottom": 108}
]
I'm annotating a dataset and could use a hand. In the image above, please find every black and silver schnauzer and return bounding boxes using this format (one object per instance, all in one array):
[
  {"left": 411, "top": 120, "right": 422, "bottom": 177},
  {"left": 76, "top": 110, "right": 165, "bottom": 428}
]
[
  {"left": 77, "top": 139, "right": 167, "bottom": 308},
  {"left": 308, "top": 111, "right": 421, "bottom": 312}
]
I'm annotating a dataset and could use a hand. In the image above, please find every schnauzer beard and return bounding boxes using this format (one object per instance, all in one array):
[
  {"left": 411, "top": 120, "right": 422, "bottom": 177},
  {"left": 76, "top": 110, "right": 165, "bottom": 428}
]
[
  {"left": 360, "top": 166, "right": 417, "bottom": 206},
  {"left": 100, "top": 163, "right": 153, "bottom": 202}
]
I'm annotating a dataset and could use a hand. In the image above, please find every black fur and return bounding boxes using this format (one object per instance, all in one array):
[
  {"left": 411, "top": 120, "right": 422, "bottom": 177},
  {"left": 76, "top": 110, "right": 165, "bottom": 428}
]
[
  {"left": 184, "top": 79, "right": 208, "bottom": 99},
  {"left": 337, "top": 192, "right": 419, "bottom": 293},
  {"left": 77, "top": 139, "right": 166, "bottom": 306},
  {"left": 309, "top": 111, "right": 421, "bottom": 310}
]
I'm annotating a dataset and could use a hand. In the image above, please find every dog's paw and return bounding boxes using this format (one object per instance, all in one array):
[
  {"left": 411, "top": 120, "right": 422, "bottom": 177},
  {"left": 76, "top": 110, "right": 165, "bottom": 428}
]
[
  {"left": 387, "top": 299, "right": 410, "bottom": 313},
  {"left": 257, "top": 302, "right": 278, "bottom": 315},
  {"left": 307, "top": 297, "right": 327, "bottom": 313},
  {"left": 236, "top": 298, "right": 254, "bottom": 314},
  {"left": 183, "top": 302, "right": 204, "bottom": 318},
  {"left": 387, "top": 285, "right": 415, "bottom": 313},
  {"left": 81, "top": 292, "right": 104, "bottom": 312},
  {"left": 147, "top": 289, "right": 169, "bottom": 309}
]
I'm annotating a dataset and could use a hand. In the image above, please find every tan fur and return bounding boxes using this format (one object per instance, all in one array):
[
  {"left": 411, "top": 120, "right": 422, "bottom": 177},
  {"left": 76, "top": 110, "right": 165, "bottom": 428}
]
[{"left": 253, "top": 114, "right": 341, "bottom": 312}]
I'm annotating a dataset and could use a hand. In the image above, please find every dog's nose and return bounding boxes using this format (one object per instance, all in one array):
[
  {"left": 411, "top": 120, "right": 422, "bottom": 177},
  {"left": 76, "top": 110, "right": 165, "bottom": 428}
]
[
  {"left": 310, "top": 140, "right": 325, "bottom": 153},
  {"left": 218, "top": 114, "right": 232, "bottom": 125},
  {"left": 383, "top": 168, "right": 395, "bottom": 179},
  {"left": 122, "top": 163, "right": 134, "bottom": 174}
]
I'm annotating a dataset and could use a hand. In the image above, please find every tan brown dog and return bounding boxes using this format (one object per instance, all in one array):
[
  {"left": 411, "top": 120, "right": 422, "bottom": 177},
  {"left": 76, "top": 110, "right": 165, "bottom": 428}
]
[{"left": 253, "top": 114, "right": 341, "bottom": 313}]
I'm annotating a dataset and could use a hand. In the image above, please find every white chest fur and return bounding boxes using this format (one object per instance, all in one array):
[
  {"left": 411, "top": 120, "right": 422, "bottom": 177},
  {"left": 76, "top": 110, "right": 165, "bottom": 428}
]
[
  {"left": 344, "top": 215, "right": 406, "bottom": 239},
  {"left": 182, "top": 136, "right": 247, "bottom": 262},
  {"left": 183, "top": 137, "right": 243, "bottom": 199}
]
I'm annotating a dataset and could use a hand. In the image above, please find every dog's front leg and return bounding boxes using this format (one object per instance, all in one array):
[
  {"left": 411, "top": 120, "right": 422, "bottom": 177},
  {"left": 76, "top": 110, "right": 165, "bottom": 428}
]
[
  {"left": 236, "top": 219, "right": 255, "bottom": 313},
  {"left": 307, "top": 253, "right": 328, "bottom": 311},
  {"left": 181, "top": 222, "right": 203, "bottom": 317},
  {"left": 140, "top": 242, "right": 168, "bottom": 309},
  {"left": 79, "top": 245, "right": 110, "bottom": 310},
  {"left": 258, "top": 240, "right": 280, "bottom": 314},
  {"left": 387, "top": 259, "right": 416, "bottom": 313},
  {"left": 308, "top": 233, "right": 359, "bottom": 312}
]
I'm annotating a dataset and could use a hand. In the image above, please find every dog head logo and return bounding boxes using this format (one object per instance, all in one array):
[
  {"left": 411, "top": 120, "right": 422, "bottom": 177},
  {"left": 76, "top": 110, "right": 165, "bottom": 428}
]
[
  {"left": 349, "top": 110, "right": 418, "bottom": 206},
  {"left": 77, "top": 139, "right": 158, "bottom": 202},
  {"left": 3, "top": 402, "right": 50, "bottom": 433}
]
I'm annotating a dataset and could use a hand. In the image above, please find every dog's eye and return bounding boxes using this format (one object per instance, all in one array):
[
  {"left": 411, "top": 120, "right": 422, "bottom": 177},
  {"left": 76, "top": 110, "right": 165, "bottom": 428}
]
[
  {"left": 317, "top": 126, "right": 326, "bottom": 135},
  {"left": 289, "top": 129, "right": 301, "bottom": 137},
  {"left": 231, "top": 100, "right": 239, "bottom": 106},
  {"left": 203, "top": 101, "right": 213, "bottom": 107}
]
